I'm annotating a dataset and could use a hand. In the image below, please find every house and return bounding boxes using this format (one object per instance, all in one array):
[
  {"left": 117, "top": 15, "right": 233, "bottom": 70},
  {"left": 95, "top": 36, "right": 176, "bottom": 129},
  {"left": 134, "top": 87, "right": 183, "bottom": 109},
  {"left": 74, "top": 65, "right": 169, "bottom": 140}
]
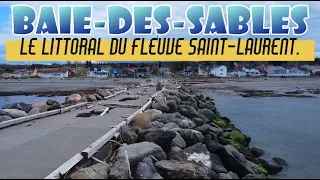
[
  {"left": 242, "top": 67, "right": 261, "bottom": 77},
  {"left": 266, "top": 66, "right": 289, "bottom": 77},
  {"left": 211, "top": 65, "right": 228, "bottom": 77},
  {"left": 74, "top": 67, "right": 90, "bottom": 77},
  {"left": 87, "top": 67, "right": 108, "bottom": 78},
  {"left": 38, "top": 68, "right": 69, "bottom": 78},
  {"left": 12, "top": 68, "right": 39, "bottom": 78},
  {"left": 288, "top": 68, "right": 310, "bottom": 77},
  {"left": 198, "top": 65, "right": 211, "bottom": 76},
  {"left": 110, "top": 68, "right": 123, "bottom": 78},
  {"left": 301, "top": 65, "right": 320, "bottom": 75},
  {"left": 181, "top": 69, "right": 193, "bottom": 76},
  {"left": 198, "top": 65, "right": 228, "bottom": 77}
]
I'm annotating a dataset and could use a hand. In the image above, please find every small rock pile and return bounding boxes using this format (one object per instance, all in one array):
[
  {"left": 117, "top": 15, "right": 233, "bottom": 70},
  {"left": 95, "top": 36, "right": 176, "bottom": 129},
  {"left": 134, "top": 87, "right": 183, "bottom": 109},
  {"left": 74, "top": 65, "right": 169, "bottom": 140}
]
[{"left": 70, "top": 84, "right": 287, "bottom": 179}]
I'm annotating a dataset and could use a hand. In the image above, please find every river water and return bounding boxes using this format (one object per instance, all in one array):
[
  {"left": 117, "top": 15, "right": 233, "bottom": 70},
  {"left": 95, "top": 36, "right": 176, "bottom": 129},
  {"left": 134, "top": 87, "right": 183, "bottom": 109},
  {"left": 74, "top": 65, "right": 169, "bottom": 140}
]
[
  {"left": 0, "top": 95, "right": 66, "bottom": 108},
  {"left": 202, "top": 90, "right": 320, "bottom": 179}
]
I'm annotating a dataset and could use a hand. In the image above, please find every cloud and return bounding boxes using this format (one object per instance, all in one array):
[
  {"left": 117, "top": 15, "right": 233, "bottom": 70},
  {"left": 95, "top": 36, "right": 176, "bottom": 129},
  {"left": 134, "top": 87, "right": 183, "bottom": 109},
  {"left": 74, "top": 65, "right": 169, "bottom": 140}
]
[{"left": 0, "top": 1, "right": 319, "bottom": 63}]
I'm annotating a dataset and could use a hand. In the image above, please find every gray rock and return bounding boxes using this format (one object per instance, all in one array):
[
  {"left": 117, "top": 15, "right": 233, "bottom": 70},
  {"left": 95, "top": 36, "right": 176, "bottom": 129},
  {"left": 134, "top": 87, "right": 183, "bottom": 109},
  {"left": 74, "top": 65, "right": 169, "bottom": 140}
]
[
  {"left": 178, "top": 105, "right": 198, "bottom": 119},
  {"left": 146, "top": 121, "right": 165, "bottom": 129},
  {"left": 136, "top": 157, "right": 157, "bottom": 179},
  {"left": 70, "top": 163, "right": 110, "bottom": 179},
  {"left": 250, "top": 147, "right": 264, "bottom": 158},
  {"left": 156, "top": 82, "right": 163, "bottom": 91},
  {"left": 164, "top": 89, "right": 180, "bottom": 97},
  {"left": 170, "top": 143, "right": 212, "bottom": 169},
  {"left": 144, "top": 109, "right": 163, "bottom": 120},
  {"left": 152, "top": 97, "right": 170, "bottom": 113},
  {"left": 256, "top": 158, "right": 283, "bottom": 175},
  {"left": 2, "top": 102, "right": 32, "bottom": 113},
  {"left": 94, "top": 93, "right": 104, "bottom": 100},
  {"left": 31, "top": 102, "right": 50, "bottom": 113},
  {"left": 155, "top": 160, "right": 208, "bottom": 179},
  {"left": 0, "top": 109, "right": 28, "bottom": 118},
  {"left": 46, "top": 99, "right": 58, "bottom": 105},
  {"left": 0, "top": 115, "right": 12, "bottom": 122},
  {"left": 115, "top": 142, "right": 167, "bottom": 167},
  {"left": 168, "top": 146, "right": 182, "bottom": 158},
  {"left": 196, "top": 124, "right": 212, "bottom": 135},
  {"left": 47, "top": 103, "right": 62, "bottom": 111},
  {"left": 198, "top": 108, "right": 216, "bottom": 121},
  {"left": 87, "top": 94, "right": 97, "bottom": 102},
  {"left": 216, "top": 145, "right": 255, "bottom": 178},
  {"left": 210, "top": 153, "right": 228, "bottom": 173},
  {"left": 152, "top": 113, "right": 182, "bottom": 124},
  {"left": 192, "top": 117, "right": 206, "bottom": 127},
  {"left": 109, "top": 159, "right": 130, "bottom": 179},
  {"left": 139, "top": 128, "right": 176, "bottom": 153},
  {"left": 176, "top": 129, "right": 204, "bottom": 147},
  {"left": 65, "top": 94, "right": 82, "bottom": 104},
  {"left": 228, "top": 171, "right": 240, "bottom": 179},
  {"left": 164, "top": 122, "right": 179, "bottom": 130},
  {"left": 171, "top": 132, "right": 186, "bottom": 149},
  {"left": 272, "top": 157, "right": 288, "bottom": 167},
  {"left": 218, "top": 173, "right": 233, "bottom": 179},
  {"left": 198, "top": 114, "right": 210, "bottom": 124},
  {"left": 96, "top": 88, "right": 107, "bottom": 97},
  {"left": 150, "top": 173, "right": 163, "bottom": 179},
  {"left": 28, "top": 108, "right": 40, "bottom": 115},
  {"left": 166, "top": 100, "right": 177, "bottom": 112},
  {"left": 119, "top": 125, "right": 138, "bottom": 144},
  {"left": 166, "top": 95, "right": 181, "bottom": 105},
  {"left": 205, "top": 139, "right": 225, "bottom": 154},
  {"left": 178, "top": 119, "right": 196, "bottom": 129},
  {"left": 209, "top": 126, "right": 224, "bottom": 135}
]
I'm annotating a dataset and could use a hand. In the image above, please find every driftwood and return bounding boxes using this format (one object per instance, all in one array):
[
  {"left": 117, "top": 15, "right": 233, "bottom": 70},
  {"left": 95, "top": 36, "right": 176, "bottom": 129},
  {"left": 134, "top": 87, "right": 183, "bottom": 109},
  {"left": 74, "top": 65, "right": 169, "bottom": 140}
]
[
  {"left": 100, "top": 107, "right": 110, "bottom": 116},
  {"left": 118, "top": 97, "right": 139, "bottom": 102},
  {"left": 100, "top": 103, "right": 141, "bottom": 109}
]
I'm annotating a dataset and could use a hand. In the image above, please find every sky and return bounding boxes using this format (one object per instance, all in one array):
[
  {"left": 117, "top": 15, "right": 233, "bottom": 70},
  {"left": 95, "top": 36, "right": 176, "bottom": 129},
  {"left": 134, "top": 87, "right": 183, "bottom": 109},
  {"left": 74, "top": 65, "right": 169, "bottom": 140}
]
[{"left": 0, "top": 1, "right": 319, "bottom": 64}]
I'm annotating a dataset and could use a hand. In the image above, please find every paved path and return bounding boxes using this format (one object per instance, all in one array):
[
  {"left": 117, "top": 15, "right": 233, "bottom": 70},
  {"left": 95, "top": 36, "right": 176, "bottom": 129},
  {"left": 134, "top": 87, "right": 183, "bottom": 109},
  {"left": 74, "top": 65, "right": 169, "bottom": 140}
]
[{"left": 0, "top": 86, "right": 158, "bottom": 179}]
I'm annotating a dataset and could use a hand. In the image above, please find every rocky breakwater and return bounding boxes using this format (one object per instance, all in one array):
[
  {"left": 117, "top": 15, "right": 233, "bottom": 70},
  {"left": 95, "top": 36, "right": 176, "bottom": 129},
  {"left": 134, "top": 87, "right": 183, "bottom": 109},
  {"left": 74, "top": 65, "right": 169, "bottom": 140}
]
[
  {"left": 70, "top": 84, "right": 287, "bottom": 179},
  {"left": 0, "top": 87, "right": 121, "bottom": 123}
]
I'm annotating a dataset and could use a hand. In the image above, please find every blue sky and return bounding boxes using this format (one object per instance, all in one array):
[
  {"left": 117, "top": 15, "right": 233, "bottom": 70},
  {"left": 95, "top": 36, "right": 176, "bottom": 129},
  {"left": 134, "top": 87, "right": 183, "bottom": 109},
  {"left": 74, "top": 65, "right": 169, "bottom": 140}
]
[{"left": 0, "top": 1, "right": 319, "bottom": 64}]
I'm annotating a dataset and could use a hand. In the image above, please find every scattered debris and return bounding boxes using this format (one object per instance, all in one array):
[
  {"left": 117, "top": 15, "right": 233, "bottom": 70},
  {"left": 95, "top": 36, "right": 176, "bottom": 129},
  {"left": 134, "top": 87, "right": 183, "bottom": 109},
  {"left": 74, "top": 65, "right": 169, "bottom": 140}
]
[
  {"left": 119, "top": 97, "right": 139, "bottom": 102},
  {"left": 86, "top": 105, "right": 95, "bottom": 109},
  {"left": 76, "top": 113, "right": 93, "bottom": 118}
]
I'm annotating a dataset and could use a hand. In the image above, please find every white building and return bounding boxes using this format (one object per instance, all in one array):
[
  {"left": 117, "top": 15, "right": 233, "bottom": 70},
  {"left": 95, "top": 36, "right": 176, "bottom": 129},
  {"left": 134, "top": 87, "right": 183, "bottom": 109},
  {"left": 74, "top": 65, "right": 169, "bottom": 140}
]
[
  {"left": 87, "top": 67, "right": 108, "bottom": 78},
  {"left": 242, "top": 67, "right": 261, "bottom": 76},
  {"left": 288, "top": 68, "right": 310, "bottom": 77},
  {"left": 39, "top": 69, "right": 69, "bottom": 78},
  {"left": 211, "top": 65, "right": 228, "bottom": 77},
  {"left": 266, "top": 66, "right": 289, "bottom": 77},
  {"left": 198, "top": 65, "right": 228, "bottom": 77},
  {"left": 301, "top": 65, "right": 320, "bottom": 75}
]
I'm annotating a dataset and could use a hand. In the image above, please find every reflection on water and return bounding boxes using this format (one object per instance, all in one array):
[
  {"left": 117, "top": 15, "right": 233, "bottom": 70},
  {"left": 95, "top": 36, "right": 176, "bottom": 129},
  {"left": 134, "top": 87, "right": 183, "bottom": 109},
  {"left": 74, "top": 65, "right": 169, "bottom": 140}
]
[
  {"left": 202, "top": 90, "right": 320, "bottom": 179},
  {"left": 0, "top": 95, "right": 66, "bottom": 108}
]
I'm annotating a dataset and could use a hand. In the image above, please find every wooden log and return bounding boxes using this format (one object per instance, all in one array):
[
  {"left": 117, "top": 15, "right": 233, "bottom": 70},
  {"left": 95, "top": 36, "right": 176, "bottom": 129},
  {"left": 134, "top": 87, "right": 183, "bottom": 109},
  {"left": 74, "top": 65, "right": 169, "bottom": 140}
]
[
  {"left": 99, "top": 107, "right": 110, "bottom": 116},
  {"left": 44, "top": 153, "right": 84, "bottom": 179},
  {"left": 81, "top": 121, "right": 127, "bottom": 159}
]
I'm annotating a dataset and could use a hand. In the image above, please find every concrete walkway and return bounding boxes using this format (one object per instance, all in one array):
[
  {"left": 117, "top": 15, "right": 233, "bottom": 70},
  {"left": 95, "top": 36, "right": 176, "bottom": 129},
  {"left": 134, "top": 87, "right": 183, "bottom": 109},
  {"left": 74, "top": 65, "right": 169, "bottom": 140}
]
[{"left": 0, "top": 86, "right": 158, "bottom": 179}]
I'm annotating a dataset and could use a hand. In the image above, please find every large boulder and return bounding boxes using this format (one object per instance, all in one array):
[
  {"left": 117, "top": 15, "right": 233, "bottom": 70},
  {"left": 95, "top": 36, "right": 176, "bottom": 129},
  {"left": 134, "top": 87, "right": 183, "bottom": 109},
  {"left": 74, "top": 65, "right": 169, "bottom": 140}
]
[
  {"left": 166, "top": 100, "right": 177, "bottom": 113},
  {"left": 146, "top": 121, "right": 165, "bottom": 130},
  {"left": 94, "top": 93, "right": 103, "bottom": 100},
  {"left": 171, "top": 132, "right": 186, "bottom": 149},
  {"left": 272, "top": 157, "right": 288, "bottom": 167},
  {"left": 152, "top": 97, "right": 170, "bottom": 113},
  {"left": 70, "top": 163, "right": 110, "bottom": 179},
  {"left": 31, "top": 102, "right": 50, "bottom": 113},
  {"left": 96, "top": 89, "right": 108, "bottom": 97},
  {"left": 0, "top": 109, "right": 28, "bottom": 118},
  {"left": 109, "top": 159, "right": 130, "bottom": 179},
  {"left": 87, "top": 94, "right": 97, "bottom": 102},
  {"left": 155, "top": 160, "right": 208, "bottom": 179},
  {"left": 132, "top": 112, "right": 152, "bottom": 129},
  {"left": 164, "top": 122, "right": 179, "bottom": 130},
  {"left": 135, "top": 157, "right": 159, "bottom": 179},
  {"left": 176, "top": 129, "right": 204, "bottom": 147},
  {"left": 178, "top": 119, "right": 195, "bottom": 129},
  {"left": 2, "top": 102, "right": 32, "bottom": 113},
  {"left": 115, "top": 142, "right": 167, "bottom": 167},
  {"left": 164, "top": 89, "right": 180, "bottom": 97},
  {"left": 196, "top": 124, "right": 212, "bottom": 135},
  {"left": 216, "top": 145, "right": 255, "bottom": 178},
  {"left": 152, "top": 113, "right": 182, "bottom": 124},
  {"left": 256, "top": 158, "right": 283, "bottom": 175},
  {"left": 170, "top": 143, "right": 212, "bottom": 169},
  {"left": 65, "top": 94, "right": 82, "bottom": 104},
  {"left": 0, "top": 115, "right": 12, "bottom": 122},
  {"left": 139, "top": 128, "right": 176, "bottom": 153},
  {"left": 198, "top": 108, "right": 216, "bottom": 121},
  {"left": 119, "top": 125, "right": 138, "bottom": 144},
  {"left": 250, "top": 147, "right": 264, "bottom": 158},
  {"left": 210, "top": 153, "right": 228, "bottom": 173},
  {"left": 46, "top": 99, "right": 59, "bottom": 106},
  {"left": 27, "top": 108, "right": 40, "bottom": 115},
  {"left": 178, "top": 105, "right": 198, "bottom": 119},
  {"left": 47, "top": 103, "right": 62, "bottom": 111},
  {"left": 144, "top": 109, "right": 162, "bottom": 120},
  {"left": 218, "top": 173, "right": 233, "bottom": 179}
]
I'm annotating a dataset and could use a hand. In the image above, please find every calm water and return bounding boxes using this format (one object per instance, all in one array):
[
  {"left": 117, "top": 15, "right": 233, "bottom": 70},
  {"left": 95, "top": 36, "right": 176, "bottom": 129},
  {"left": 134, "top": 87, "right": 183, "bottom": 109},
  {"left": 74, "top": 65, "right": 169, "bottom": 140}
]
[
  {"left": 202, "top": 90, "right": 320, "bottom": 179},
  {"left": 0, "top": 95, "right": 66, "bottom": 108}
]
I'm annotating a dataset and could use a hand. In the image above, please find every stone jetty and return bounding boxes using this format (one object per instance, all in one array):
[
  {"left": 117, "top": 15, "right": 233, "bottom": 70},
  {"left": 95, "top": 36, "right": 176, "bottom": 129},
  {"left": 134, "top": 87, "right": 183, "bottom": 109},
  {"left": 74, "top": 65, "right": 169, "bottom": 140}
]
[{"left": 69, "top": 83, "right": 287, "bottom": 179}]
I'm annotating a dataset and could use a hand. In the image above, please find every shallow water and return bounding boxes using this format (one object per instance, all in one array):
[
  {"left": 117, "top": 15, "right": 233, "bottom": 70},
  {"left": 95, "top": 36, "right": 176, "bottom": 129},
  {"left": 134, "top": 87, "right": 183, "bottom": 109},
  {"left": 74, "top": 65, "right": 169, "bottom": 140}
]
[
  {"left": 0, "top": 95, "right": 66, "bottom": 108},
  {"left": 202, "top": 90, "right": 320, "bottom": 179}
]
